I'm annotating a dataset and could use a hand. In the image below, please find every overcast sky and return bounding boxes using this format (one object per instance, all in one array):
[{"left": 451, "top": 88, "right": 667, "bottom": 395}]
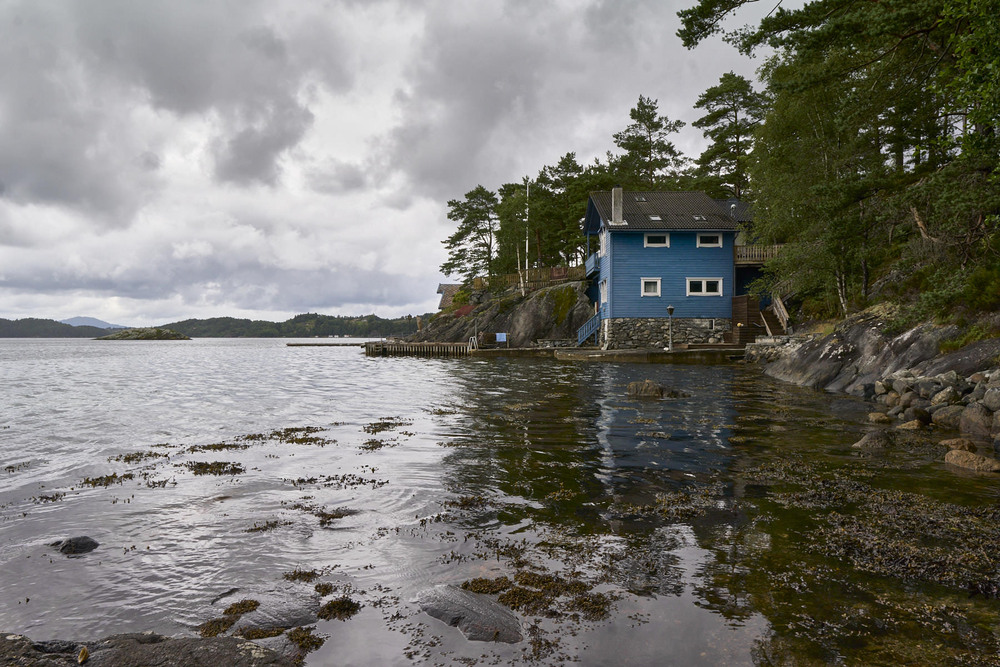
[{"left": 0, "top": 0, "right": 768, "bottom": 326}]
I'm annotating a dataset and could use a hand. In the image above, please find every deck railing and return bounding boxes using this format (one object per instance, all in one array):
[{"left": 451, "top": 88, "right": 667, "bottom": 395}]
[
  {"left": 734, "top": 244, "right": 783, "bottom": 265},
  {"left": 473, "top": 265, "right": 586, "bottom": 292},
  {"left": 585, "top": 253, "right": 599, "bottom": 276}
]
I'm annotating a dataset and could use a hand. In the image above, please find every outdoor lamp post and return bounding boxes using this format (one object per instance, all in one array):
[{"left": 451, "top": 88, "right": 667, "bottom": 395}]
[{"left": 667, "top": 305, "right": 674, "bottom": 352}]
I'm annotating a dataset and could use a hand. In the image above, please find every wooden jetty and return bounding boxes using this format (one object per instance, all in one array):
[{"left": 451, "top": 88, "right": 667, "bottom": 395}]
[{"left": 365, "top": 341, "right": 470, "bottom": 357}]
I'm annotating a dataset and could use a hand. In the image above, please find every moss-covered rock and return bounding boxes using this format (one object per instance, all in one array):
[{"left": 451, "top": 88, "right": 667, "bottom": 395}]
[
  {"left": 408, "top": 281, "right": 593, "bottom": 347},
  {"left": 96, "top": 327, "right": 191, "bottom": 340}
]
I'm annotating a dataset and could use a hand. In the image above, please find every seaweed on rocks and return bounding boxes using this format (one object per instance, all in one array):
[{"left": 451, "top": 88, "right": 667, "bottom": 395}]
[
  {"left": 317, "top": 596, "right": 361, "bottom": 621},
  {"left": 182, "top": 461, "right": 245, "bottom": 476}
]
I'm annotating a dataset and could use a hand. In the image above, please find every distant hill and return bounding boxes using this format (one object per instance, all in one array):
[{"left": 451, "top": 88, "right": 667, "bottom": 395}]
[
  {"left": 162, "top": 313, "right": 426, "bottom": 338},
  {"left": 0, "top": 318, "right": 109, "bottom": 338},
  {"left": 60, "top": 316, "right": 128, "bottom": 329},
  {"left": 0, "top": 313, "right": 428, "bottom": 338}
]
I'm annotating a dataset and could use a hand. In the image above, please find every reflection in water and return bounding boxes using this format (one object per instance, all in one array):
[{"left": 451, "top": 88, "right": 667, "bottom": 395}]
[{"left": 2, "top": 341, "right": 999, "bottom": 665}]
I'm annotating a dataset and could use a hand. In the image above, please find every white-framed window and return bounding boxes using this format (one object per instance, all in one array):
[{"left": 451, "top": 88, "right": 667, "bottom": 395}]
[
  {"left": 644, "top": 233, "right": 669, "bottom": 247},
  {"left": 641, "top": 277, "right": 661, "bottom": 297},
  {"left": 599, "top": 229, "right": 607, "bottom": 256},
  {"left": 686, "top": 278, "right": 723, "bottom": 296},
  {"left": 696, "top": 233, "right": 723, "bottom": 248},
  {"left": 599, "top": 279, "right": 608, "bottom": 304}
]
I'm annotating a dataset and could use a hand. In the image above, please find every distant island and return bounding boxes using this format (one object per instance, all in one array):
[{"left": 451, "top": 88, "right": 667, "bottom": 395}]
[
  {"left": 96, "top": 328, "right": 190, "bottom": 341},
  {"left": 0, "top": 313, "right": 426, "bottom": 338}
]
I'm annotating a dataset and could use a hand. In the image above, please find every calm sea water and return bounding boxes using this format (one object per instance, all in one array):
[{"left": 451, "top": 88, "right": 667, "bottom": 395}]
[{"left": 2, "top": 338, "right": 998, "bottom": 666}]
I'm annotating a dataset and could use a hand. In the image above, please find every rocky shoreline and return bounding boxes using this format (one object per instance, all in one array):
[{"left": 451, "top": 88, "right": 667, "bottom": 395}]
[
  {"left": 0, "top": 631, "right": 296, "bottom": 666},
  {"left": 746, "top": 310, "right": 1000, "bottom": 467}
]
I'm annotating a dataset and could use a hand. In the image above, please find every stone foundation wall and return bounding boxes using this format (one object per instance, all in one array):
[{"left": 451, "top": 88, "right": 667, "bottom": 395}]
[{"left": 602, "top": 317, "right": 731, "bottom": 349}]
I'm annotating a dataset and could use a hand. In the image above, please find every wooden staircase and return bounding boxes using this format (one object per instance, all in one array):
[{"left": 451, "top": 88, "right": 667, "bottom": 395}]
[
  {"left": 761, "top": 307, "right": 786, "bottom": 336},
  {"left": 725, "top": 295, "right": 767, "bottom": 345}
]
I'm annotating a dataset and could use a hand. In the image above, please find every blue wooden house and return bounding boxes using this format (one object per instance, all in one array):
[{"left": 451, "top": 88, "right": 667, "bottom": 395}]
[{"left": 577, "top": 187, "right": 781, "bottom": 348}]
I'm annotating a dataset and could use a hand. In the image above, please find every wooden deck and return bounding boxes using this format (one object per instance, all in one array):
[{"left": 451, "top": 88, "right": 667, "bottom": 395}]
[{"left": 364, "top": 341, "right": 470, "bottom": 357}]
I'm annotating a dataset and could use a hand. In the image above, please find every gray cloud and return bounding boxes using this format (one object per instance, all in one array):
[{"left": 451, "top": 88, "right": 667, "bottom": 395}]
[
  {"left": 0, "top": 1, "right": 354, "bottom": 218},
  {"left": 213, "top": 101, "right": 315, "bottom": 186},
  {"left": 306, "top": 159, "right": 369, "bottom": 194},
  {"left": 0, "top": 0, "right": 765, "bottom": 324}
]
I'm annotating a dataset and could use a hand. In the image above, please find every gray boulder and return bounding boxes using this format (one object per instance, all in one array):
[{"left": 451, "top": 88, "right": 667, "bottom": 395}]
[
  {"left": 930, "top": 386, "right": 961, "bottom": 406},
  {"left": 932, "top": 405, "right": 965, "bottom": 428},
  {"left": 902, "top": 406, "right": 932, "bottom": 425},
  {"left": 983, "top": 388, "right": 1000, "bottom": 413},
  {"left": 916, "top": 379, "right": 942, "bottom": 399},
  {"left": 960, "top": 403, "right": 994, "bottom": 437},
  {"left": 416, "top": 584, "right": 523, "bottom": 643}
]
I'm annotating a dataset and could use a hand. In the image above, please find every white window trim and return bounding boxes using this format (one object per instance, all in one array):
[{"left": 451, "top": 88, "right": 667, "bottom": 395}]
[
  {"left": 686, "top": 277, "right": 723, "bottom": 296},
  {"left": 599, "top": 279, "right": 608, "bottom": 304},
  {"left": 599, "top": 229, "right": 607, "bottom": 257},
  {"left": 696, "top": 233, "right": 723, "bottom": 248},
  {"left": 640, "top": 277, "right": 661, "bottom": 297},
  {"left": 644, "top": 232, "right": 670, "bottom": 248}
]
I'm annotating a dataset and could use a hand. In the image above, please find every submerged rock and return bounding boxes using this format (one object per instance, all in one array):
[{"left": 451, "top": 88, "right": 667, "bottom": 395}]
[
  {"left": 626, "top": 380, "right": 688, "bottom": 399},
  {"left": 210, "top": 587, "right": 320, "bottom": 635},
  {"left": 944, "top": 449, "right": 1000, "bottom": 473},
  {"left": 416, "top": 584, "right": 523, "bottom": 643},
  {"left": 50, "top": 536, "right": 99, "bottom": 555},
  {"left": 851, "top": 430, "right": 896, "bottom": 450}
]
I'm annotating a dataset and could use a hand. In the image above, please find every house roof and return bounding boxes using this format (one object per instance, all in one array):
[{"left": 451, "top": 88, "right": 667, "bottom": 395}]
[
  {"left": 714, "top": 198, "right": 754, "bottom": 224},
  {"left": 585, "top": 191, "right": 737, "bottom": 233},
  {"left": 436, "top": 283, "right": 462, "bottom": 310}
]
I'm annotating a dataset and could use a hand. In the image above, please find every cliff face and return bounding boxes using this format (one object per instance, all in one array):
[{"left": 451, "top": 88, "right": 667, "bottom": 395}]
[
  {"left": 409, "top": 281, "right": 595, "bottom": 347},
  {"left": 747, "top": 309, "right": 1000, "bottom": 398}
]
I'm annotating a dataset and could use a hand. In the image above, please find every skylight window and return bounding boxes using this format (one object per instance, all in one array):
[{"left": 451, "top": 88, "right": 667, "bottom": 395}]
[
  {"left": 635, "top": 195, "right": 647, "bottom": 202},
  {"left": 648, "top": 214, "right": 661, "bottom": 221},
  {"left": 692, "top": 214, "right": 707, "bottom": 221}
]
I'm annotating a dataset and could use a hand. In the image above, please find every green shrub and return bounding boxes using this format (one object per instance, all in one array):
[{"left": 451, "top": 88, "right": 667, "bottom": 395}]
[
  {"left": 939, "top": 323, "right": 1000, "bottom": 353},
  {"left": 962, "top": 265, "right": 1000, "bottom": 312}
]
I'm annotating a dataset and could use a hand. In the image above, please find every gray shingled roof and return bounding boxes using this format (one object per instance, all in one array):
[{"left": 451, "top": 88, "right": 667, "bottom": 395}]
[
  {"left": 436, "top": 283, "right": 462, "bottom": 310},
  {"left": 589, "top": 191, "right": 736, "bottom": 231},
  {"left": 714, "top": 198, "right": 753, "bottom": 224}
]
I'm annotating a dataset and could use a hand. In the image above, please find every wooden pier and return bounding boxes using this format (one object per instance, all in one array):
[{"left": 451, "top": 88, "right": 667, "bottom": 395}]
[{"left": 364, "top": 341, "right": 470, "bottom": 357}]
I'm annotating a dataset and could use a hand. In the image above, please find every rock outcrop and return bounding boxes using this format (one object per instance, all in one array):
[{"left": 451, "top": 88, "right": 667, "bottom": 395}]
[
  {"left": 409, "top": 281, "right": 594, "bottom": 348},
  {"left": 747, "top": 310, "right": 1000, "bottom": 457},
  {"left": 0, "top": 631, "right": 295, "bottom": 666},
  {"left": 97, "top": 327, "right": 191, "bottom": 340}
]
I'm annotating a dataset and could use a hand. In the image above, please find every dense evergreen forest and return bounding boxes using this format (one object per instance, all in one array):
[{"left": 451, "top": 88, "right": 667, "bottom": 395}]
[
  {"left": 442, "top": 0, "right": 999, "bottom": 329},
  {"left": 0, "top": 318, "right": 109, "bottom": 338},
  {"left": 0, "top": 314, "right": 421, "bottom": 338},
  {"left": 163, "top": 313, "right": 420, "bottom": 338}
]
